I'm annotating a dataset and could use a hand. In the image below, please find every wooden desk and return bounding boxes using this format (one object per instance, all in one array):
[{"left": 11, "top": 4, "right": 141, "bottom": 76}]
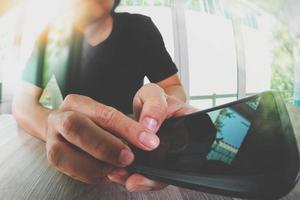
[{"left": 0, "top": 105, "right": 300, "bottom": 200}]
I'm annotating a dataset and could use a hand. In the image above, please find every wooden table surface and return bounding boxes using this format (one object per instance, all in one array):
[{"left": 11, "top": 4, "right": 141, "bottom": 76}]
[{"left": 0, "top": 105, "right": 300, "bottom": 200}]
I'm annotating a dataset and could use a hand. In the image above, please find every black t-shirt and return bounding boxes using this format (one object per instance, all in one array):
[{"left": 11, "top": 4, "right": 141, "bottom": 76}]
[{"left": 23, "top": 12, "right": 178, "bottom": 114}]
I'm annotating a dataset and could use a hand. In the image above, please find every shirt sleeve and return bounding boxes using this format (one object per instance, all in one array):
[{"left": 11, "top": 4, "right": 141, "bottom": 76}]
[
  {"left": 22, "top": 31, "right": 47, "bottom": 89},
  {"left": 141, "top": 17, "right": 178, "bottom": 83}
]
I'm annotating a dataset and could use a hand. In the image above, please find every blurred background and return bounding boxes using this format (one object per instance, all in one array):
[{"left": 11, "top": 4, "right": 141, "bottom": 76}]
[{"left": 0, "top": 0, "right": 300, "bottom": 113}]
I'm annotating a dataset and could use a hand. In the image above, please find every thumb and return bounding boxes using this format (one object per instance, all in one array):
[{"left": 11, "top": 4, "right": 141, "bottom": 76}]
[{"left": 133, "top": 84, "right": 168, "bottom": 133}]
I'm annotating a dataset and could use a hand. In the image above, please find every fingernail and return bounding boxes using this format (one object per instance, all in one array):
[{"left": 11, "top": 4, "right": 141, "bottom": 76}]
[
  {"left": 142, "top": 117, "right": 158, "bottom": 132},
  {"left": 118, "top": 149, "right": 134, "bottom": 166},
  {"left": 107, "top": 173, "right": 126, "bottom": 185},
  {"left": 128, "top": 185, "right": 153, "bottom": 192},
  {"left": 138, "top": 131, "right": 160, "bottom": 150}
]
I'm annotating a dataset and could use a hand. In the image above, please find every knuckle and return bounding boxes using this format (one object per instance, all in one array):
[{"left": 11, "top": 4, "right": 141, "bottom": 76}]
[
  {"left": 149, "top": 100, "right": 167, "bottom": 116},
  {"left": 47, "top": 143, "right": 62, "bottom": 167},
  {"left": 93, "top": 142, "right": 111, "bottom": 160},
  {"left": 146, "top": 83, "right": 164, "bottom": 92},
  {"left": 94, "top": 141, "right": 105, "bottom": 156},
  {"left": 95, "top": 106, "right": 118, "bottom": 127},
  {"left": 144, "top": 82, "right": 156, "bottom": 88},
  {"left": 94, "top": 141, "right": 121, "bottom": 164},
  {"left": 61, "top": 112, "right": 78, "bottom": 134},
  {"left": 63, "top": 94, "right": 76, "bottom": 105},
  {"left": 124, "top": 121, "right": 138, "bottom": 136}
]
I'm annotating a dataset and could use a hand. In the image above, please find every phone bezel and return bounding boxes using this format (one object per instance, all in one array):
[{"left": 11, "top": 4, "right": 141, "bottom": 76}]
[{"left": 129, "top": 91, "right": 300, "bottom": 199}]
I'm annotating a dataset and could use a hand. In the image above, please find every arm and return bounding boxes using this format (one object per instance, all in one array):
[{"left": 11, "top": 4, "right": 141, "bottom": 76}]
[
  {"left": 157, "top": 73, "right": 186, "bottom": 103},
  {"left": 141, "top": 17, "right": 185, "bottom": 102},
  {"left": 12, "top": 81, "right": 51, "bottom": 141}
]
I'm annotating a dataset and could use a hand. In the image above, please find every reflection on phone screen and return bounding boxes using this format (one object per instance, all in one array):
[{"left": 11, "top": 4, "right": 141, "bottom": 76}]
[{"left": 133, "top": 94, "right": 285, "bottom": 176}]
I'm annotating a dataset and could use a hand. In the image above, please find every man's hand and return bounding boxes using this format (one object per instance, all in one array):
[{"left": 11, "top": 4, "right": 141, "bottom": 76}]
[
  {"left": 46, "top": 94, "right": 161, "bottom": 185},
  {"left": 107, "top": 83, "right": 198, "bottom": 192}
]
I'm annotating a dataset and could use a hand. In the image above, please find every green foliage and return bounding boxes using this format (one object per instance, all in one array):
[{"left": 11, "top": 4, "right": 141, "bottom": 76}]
[
  {"left": 251, "top": 0, "right": 286, "bottom": 14},
  {"left": 252, "top": 0, "right": 296, "bottom": 103},
  {"left": 122, "top": 0, "right": 147, "bottom": 6},
  {"left": 121, "top": 0, "right": 171, "bottom": 6},
  {"left": 185, "top": 0, "right": 201, "bottom": 11},
  {"left": 270, "top": 26, "right": 294, "bottom": 103},
  {"left": 214, "top": 108, "right": 234, "bottom": 132}
]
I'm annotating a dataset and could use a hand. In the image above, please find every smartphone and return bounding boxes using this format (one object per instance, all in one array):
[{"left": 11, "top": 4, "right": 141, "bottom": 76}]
[{"left": 128, "top": 91, "right": 300, "bottom": 199}]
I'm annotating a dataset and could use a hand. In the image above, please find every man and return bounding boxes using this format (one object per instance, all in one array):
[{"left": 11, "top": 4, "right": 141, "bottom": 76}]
[{"left": 12, "top": 0, "right": 196, "bottom": 192}]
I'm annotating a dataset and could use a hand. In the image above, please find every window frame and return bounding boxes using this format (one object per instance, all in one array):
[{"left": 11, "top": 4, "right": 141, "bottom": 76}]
[{"left": 173, "top": 0, "right": 268, "bottom": 107}]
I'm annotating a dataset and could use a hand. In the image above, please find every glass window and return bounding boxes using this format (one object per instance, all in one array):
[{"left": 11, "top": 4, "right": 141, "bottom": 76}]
[
  {"left": 206, "top": 0, "right": 216, "bottom": 14},
  {"left": 185, "top": 0, "right": 203, "bottom": 11},
  {"left": 243, "top": 20, "right": 273, "bottom": 94},
  {"left": 0, "top": 0, "right": 69, "bottom": 101},
  {"left": 184, "top": 5, "right": 238, "bottom": 100},
  {"left": 0, "top": 9, "right": 20, "bottom": 100},
  {"left": 189, "top": 99, "right": 213, "bottom": 110},
  {"left": 216, "top": 97, "right": 237, "bottom": 106}
]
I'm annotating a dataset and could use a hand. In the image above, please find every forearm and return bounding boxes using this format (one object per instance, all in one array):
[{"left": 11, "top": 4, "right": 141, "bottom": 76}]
[
  {"left": 12, "top": 98, "right": 52, "bottom": 141},
  {"left": 163, "top": 85, "right": 187, "bottom": 103}
]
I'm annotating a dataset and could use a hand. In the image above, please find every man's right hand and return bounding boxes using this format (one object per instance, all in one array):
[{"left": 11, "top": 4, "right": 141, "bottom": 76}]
[{"left": 46, "top": 94, "right": 160, "bottom": 185}]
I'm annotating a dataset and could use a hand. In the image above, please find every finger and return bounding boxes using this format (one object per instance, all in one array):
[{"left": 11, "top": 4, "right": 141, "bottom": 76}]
[
  {"left": 48, "top": 110, "right": 135, "bottom": 167},
  {"left": 46, "top": 133, "right": 114, "bottom": 185},
  {"left": 133, "top": 83, "right": 168, "bottom": 133},
  {"left": 61, "top": 94, "right": 160, "bottom": 151},
  {"left": 125, "top": 173, "right": 168, "bottom": 192},
  {"left": 107, "top": 168, "right": 130, "bottom": 185},
  {"left": 166, "top": 96, "right": 199, "bottom": 118}
]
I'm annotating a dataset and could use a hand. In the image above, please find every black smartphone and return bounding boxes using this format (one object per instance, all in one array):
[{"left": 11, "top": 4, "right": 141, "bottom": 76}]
[{"left": 128, "top": 91, "right": 300, "bottom": 199}]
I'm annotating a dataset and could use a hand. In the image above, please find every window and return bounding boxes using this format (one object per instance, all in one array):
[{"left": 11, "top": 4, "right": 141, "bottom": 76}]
[
  {"left": 183, "top": 0, "right": 292, "bottom": 109},
  {"left": 185, "top": 2, "right": 238, "bottom": 109},
  {"left": 0, "top": 9, "right": 20, "bottom": 101},
  {"left": 0, "top": 0, "right": 66, "bottom": 102},
  {"left": 243, "top": 24, "right": 273, "bottom": 94},
  {"left": 0, "top": 0, "right": 296, "bottom": 108},
  {"left": 190, "top": 99, "right": 213, "bottom": 110}
]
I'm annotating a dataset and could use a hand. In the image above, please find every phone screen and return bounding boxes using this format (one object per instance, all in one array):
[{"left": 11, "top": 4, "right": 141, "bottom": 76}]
[{"left": 132, "top": 93, "right": 286, "bottom": 176}]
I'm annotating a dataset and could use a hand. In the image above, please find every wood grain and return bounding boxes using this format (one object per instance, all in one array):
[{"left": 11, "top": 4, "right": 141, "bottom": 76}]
[{"left": 0, "top": 105, "right": 299, "bottom": 200}]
